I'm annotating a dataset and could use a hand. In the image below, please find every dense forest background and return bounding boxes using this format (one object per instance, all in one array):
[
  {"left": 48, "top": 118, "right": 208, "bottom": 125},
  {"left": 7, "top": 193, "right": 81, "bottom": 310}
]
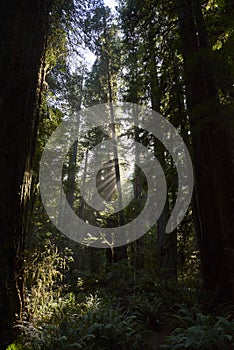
[{"left": 0, "top": 0, "right": 234, "bottom": 349}]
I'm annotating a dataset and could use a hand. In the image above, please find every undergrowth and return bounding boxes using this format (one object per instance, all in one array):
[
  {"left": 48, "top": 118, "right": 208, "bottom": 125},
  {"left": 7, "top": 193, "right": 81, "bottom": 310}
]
[{"left": 7, "top": 246, "right": 234, "bottom": 350}]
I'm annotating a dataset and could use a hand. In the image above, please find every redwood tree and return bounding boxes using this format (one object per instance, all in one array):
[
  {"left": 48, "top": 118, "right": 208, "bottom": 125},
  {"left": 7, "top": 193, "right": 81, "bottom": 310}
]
[
  {"left": 175, "top": 0, "right": 234, "bottom": 300},
  {"left": 0, "top": 1, "right": 50, "bottom": 347}
]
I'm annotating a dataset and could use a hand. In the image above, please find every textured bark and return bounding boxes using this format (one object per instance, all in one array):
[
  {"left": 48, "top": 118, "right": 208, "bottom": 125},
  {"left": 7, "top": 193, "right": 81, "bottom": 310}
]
[
  {"left": 0, "top": 1, "right": 50, "bottom": 347},
  {"left": 175, "top": 0, "right": 234, "bottom": 300}
]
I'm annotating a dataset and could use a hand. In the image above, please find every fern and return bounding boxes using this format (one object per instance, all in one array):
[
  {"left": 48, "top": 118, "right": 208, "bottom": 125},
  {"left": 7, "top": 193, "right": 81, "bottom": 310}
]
[{"left": 160, "top": 305, "right": 234, "bottom": 350}]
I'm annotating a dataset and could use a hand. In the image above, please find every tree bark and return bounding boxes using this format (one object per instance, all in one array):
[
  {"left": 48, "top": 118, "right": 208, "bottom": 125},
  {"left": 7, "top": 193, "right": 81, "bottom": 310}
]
[
  {"left": 175, "top": 0, "right": 234, "bottom": 300},
  {"left": 0, "top": 1, "right": 50, "bottom": 347}
]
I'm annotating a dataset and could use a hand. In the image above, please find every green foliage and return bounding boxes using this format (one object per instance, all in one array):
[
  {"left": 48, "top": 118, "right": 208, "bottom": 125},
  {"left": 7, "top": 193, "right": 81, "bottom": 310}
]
[
  {"left": 160, "top": 304, "right": 234, "bottom": 349},
  {"left": 24, "top": 240, "right": 73, "bottom": 322},
  {"left": 6, "top": 344, "right": 24, "bottom": 350},
  {"left": 16, "top": 293, "right": 150, "bottom": 350},
  {"left": 18, "top": 248, "right": 153, "bottom": 349},
  {"left": 128, "top": 292, "right": 166, "bottom": 329}
]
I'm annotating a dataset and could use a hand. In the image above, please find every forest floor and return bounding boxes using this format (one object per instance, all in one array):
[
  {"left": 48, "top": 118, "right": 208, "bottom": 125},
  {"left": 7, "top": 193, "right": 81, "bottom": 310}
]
[{"left": 149, "top": 326, "right": 172, "bottom": 350}]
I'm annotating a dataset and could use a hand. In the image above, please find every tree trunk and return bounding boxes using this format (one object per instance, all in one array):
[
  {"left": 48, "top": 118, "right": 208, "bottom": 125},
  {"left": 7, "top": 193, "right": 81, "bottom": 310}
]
[
  {"left": 67, "top": 73, "right": 83, "bottom": 209},
  {"left": 148, "top": 31, "right": 177, "bottom": 282},
  {"left": 104, "top": 18, "right": 127, "bottom": 261},
  {"left": 0, "top": 1, "right": 50, "bottom": 347},
  {"left": 175, "top": 0, "right": 234, "bottom": 300}
]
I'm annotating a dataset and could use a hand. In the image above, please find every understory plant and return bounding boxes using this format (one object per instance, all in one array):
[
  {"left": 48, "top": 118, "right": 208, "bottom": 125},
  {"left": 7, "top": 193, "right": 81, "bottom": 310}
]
[
  {"left": 160, "top": 304, "right": 234, "bottom": 349},
  {"left": 15, "top": 293, "right": 151, "bottom": 350}
]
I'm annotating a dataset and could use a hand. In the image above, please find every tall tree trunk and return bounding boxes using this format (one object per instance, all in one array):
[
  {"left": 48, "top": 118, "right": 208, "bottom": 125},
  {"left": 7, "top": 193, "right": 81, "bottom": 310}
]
[
  {"left": 0, "top": 1, "right": 50, "bottom": 347},
  {"left": 148, "top": 31, "right": 177, "bottom": 282},
  {"left": 134, "top": 115, "right": 145, "bottom": 270},
  {"left": 175, "top": 0, "right": 234, "bottom": 300},
  {"left": 67, "top": 74, "right": 83, "bottom": 209},
  {"left": 104, "top": 19, "right": 127, "bottom": 261},
  {"left": 67, "top": 141, "right": 78, "bottom": 208}
]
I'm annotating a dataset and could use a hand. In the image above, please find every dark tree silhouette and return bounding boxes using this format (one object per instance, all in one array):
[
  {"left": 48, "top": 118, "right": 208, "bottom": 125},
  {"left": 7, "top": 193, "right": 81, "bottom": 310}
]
[
  {"left": 0, "top": 1, "right": 50, "bottom": 347},
  {"left": 176, "top": 0, "right": 234, "bottom": 301}
]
